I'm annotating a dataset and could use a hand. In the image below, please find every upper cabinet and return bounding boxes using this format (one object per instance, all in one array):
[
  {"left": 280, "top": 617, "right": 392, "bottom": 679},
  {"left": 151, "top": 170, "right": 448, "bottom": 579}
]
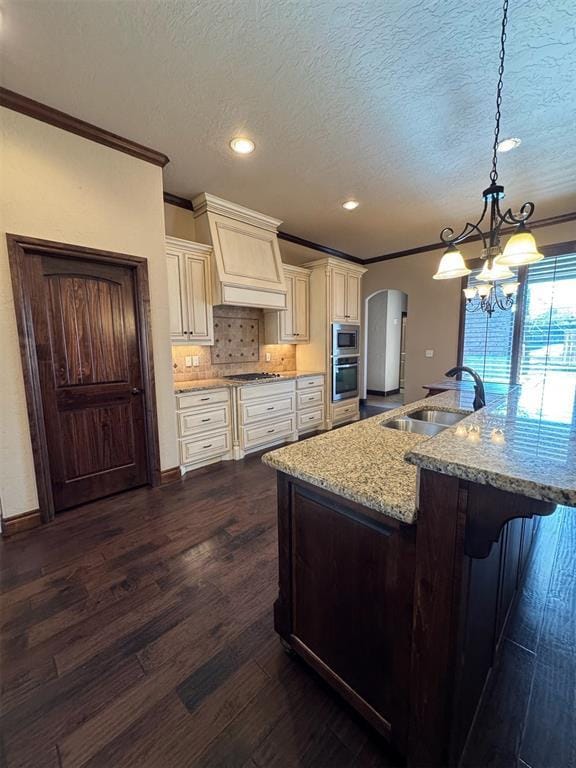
[
  {"left": 192, "top": 193, "right": 287, "bottom": 310},
  {"left": 166, "top": 237, "right": 214, "bottom": 345},
  {"left": 264, "top": 265, "right": 310, "bottom": 344},
  {"left": 330, "top": 265, "right": 363, "bottom": 323}
]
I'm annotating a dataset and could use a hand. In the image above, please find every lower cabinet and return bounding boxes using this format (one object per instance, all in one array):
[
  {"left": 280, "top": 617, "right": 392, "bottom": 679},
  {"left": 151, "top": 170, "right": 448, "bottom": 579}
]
[
  {"left": 296, "top": 375, "right": 325, "bottom": 434},
  {"left": 331, "top": 398, "right": 360, "bottom": 426},
  {"left": 238, "top": 380, "right": 298, "bottom": 455},
  {"left": 176, "top": 375, "right": 326, "bottom": 471},
  {"left": 176, "top": 388, "right": 234, "bottom": 472}
]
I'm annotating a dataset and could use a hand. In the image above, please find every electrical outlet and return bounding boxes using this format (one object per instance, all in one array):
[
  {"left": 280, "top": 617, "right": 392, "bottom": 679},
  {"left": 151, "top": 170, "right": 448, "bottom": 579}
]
[
  {"left": 425, "top": 349, "right": 434, "bottom": 358},
  {"left": 192, "top": 356, "right": 200, "bottom": 367},
  {"left": 185, "top": 356, "right": 192, "bottom": 367},
  {"left": 265, "top": 352, "right": 271, "bottom": 362}
]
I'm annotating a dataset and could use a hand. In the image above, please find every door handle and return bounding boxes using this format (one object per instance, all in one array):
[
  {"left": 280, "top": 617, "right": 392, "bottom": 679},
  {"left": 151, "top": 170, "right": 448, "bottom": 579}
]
[{"left": 131, "top": 387, "right": 143, "bottom": 395}]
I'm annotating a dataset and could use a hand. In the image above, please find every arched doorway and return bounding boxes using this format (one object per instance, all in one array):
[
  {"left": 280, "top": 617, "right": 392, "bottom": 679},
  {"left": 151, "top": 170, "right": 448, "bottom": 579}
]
[{"left": 363, "top": 289, "right": 408, "bottom": 409}]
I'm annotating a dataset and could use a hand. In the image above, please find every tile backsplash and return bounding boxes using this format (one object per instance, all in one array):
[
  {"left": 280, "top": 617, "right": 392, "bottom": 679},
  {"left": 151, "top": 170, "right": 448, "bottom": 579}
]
[{"left": 172, "top": 305, "right": 296, "bottom": 382}]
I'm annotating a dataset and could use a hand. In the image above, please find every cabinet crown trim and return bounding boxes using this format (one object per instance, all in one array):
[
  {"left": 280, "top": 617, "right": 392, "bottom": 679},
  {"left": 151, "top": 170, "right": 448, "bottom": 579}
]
[
  {"left": 303, "top": 256, "right": 367, "bottom": 275},
  {"left": 282, "top": 263, "right": 312, "bottom": 276},
  {"left": 191, "top": 193, "right": 282, "bottom": 232},
  {"left": 165, "top": 236, "right": 212, "bottom": 255}
]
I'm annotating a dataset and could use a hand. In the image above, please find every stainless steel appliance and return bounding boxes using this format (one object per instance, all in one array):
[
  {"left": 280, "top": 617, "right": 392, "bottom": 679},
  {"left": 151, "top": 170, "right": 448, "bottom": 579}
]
[
  {"left": 332, "top": 323, "right": 360, "bottom": 357},
  {"left": 332, "top": 356, "right": 359, "bottom": 401}
]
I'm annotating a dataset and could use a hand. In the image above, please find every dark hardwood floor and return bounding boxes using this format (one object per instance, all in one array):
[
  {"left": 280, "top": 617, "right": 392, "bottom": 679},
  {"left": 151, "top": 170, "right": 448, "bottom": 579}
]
[{"left": 0, "top": 440, "right": 574, "bottom": 767}]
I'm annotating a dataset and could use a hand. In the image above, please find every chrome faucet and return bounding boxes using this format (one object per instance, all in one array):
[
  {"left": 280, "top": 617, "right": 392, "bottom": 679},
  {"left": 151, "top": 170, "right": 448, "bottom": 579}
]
[{"left": 445, "top": 366, "right": 486, "bottom": 411}]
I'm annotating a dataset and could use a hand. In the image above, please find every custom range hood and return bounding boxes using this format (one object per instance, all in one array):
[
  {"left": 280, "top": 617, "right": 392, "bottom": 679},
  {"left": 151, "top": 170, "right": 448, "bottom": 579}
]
[{"left": 192, "top": 193, "right": 287, "bottom": 309}]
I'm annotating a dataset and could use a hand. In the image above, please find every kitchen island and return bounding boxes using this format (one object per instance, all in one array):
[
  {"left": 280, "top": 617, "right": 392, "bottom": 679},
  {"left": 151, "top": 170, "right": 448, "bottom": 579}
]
[{"left": 262, "top": 381, "right": 575, "bottom": 767}]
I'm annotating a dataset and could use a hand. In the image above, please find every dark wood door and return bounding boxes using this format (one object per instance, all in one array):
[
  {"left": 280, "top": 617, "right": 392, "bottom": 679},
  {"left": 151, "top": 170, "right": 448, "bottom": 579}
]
[{"left": 35, "top": 256, "right": 149, "bottom": 510}]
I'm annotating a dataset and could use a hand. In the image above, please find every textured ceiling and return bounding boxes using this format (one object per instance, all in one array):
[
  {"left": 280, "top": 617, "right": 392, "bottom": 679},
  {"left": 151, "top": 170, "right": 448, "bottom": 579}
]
[{"left": 1, "top": 0, "right": 575, "bottom": 258}]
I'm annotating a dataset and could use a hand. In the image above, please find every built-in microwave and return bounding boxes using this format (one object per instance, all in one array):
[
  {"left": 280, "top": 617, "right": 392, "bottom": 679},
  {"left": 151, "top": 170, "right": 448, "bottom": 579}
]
[
  {"left": 332, "top": 323, "right": 360, "bottom": 357},
  {"left": 332, "top": 356, "right": 359, "bottom": 401}
]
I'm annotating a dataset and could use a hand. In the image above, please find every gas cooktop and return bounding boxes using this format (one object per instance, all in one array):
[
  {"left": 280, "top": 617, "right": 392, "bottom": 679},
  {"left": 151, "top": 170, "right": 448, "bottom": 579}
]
[{"left": 223, "top": 373, "right": 283, "bottom": 381}]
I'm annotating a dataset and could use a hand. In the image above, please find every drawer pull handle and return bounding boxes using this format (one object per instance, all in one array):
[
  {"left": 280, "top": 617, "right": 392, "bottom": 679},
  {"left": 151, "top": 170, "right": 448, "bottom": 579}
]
[
  {"left": 202, "top": 443, "right": 213, "bottom": 448},
  {"left": 200, "top": 397, "right": 210, "bottom": 401},
  {"left": 267, "top": 429, "right": 275, "bottom": 434},
  {"left": 266, "top": 407, "right": 274, "bottom": 411},
  {"left": 201, "top": 418, "right": 211, "bottom": 422}
]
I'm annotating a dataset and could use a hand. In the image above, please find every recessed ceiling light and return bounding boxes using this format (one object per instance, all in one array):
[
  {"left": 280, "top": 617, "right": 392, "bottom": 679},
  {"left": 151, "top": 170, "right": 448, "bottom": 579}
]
[
  {"left": 229, "top": 137, "right": 255, "bottom": 155},
  {"left": 342, "top": 200, "right": 359, "bottom": 210},
  {"left": 496, "top": 137, "right": 521, "bottom": 153}
]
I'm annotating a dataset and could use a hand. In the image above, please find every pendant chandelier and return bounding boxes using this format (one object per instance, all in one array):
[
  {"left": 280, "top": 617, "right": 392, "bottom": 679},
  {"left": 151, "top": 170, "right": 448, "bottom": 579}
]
[{"left": 433, "top": 0, "right": 544, "bottom": 316}]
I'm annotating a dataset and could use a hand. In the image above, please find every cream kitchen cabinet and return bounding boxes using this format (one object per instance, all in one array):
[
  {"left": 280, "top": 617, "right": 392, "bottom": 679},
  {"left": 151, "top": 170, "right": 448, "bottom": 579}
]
[
  {"left": 166, "top": 236, "right": 214, "bottom": 345},
  {"left": 176, "top": 387, "right": 233, "bottom": 471},
  {"left": 331, "top": 267, "right": 362, "bottom": 323},
  {"left": 264, "top": 265, "right": 310, "bottom": 344},
  {"left": 237, "top": 380, "right": 298, "bottom": 455}
]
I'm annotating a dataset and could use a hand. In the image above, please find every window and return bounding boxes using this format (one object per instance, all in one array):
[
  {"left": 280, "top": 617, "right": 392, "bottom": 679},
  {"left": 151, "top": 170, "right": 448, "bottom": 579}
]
[{"left": 461, "top": 245, "right": 576, "bottom": 388}]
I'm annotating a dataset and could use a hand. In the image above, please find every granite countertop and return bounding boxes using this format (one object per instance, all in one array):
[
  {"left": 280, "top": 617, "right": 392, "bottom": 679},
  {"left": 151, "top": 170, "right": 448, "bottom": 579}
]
[
  {"left": 174, "top": 371, "right": 324, "bottom": 393},
  {"left": 262, "top": 380, "right": 576, "bottom": 523},
  {"left": 261, "top": 390, "right": 484, "bottom": 524},
  {"left": 407, "top": 379, "right": 576, "bottom": 508}
]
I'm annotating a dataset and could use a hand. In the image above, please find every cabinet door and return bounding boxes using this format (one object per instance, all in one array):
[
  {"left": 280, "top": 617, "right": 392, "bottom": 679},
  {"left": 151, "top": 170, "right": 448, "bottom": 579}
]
[
  {"left": 331, "top": 269, "right": 348, "bottom": 321},
  {"left": 280, "top": 273, "right": 295, "bottom": 341},
  {"left": 184, "top": 254, "right": 213, "bottom": 343},
  {"left": 167, "top": 251, "right": 188, "bottom": 340},
  {"left": 346, "top": 273, "right": 361, "bottom": 322},
  {"left": 293, "top": 274, "right": 309, "bottom": 341}
]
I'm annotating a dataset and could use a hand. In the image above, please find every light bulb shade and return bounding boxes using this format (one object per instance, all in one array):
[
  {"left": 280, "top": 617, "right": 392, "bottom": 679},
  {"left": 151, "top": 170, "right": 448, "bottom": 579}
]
[
  {"left": 496, "top": 225, "right": 544, "bottom": 266},
  {"left": 463, "top": 286, "right": 478, "bottom": 300},
  {"left": 501, "top": 281, "right": 520, "bottom": 296},
  {"left": 476, "top": 260, "right": 514, "bottom": 282},
  {"left": 477, "top": 284, "right": 491, "bottom": 298},
  {"left": 433, "top": 246, "right": 471, "bottom": 280}
]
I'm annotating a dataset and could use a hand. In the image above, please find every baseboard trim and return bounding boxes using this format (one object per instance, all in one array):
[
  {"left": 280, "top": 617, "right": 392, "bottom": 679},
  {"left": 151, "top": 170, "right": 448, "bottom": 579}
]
[
  {"left": 1, "top": 509, "right": 42, "bottom": 537},
  {"left": 160, "top": 466, "right": 182, "bottom": 485},
  {"left": 367, "top": 388, "right": 401, "bottom": 397}
]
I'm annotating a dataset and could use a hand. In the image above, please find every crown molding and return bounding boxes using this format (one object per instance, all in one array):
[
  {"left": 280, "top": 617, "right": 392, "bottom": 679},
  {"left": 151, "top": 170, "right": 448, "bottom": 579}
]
[
  {"left": 364, "top": 210, "right": 576, "bottom": 264},
  {"left": 0, "top": 87, "right": 170, "bottom": 168},
  {"left": 163, "top": 192, "right": 193, "bottom": 210},
  {"left": 276, "top": 231, "right": 364, "bottom": 264}
]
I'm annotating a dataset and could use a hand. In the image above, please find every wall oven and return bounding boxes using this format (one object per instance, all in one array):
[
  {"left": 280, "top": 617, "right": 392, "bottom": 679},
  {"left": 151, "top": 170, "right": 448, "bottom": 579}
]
[
  {"left": 332, "top": 356, "right": 359, "bottom": 401},
  {"left": 332, "top": 323, "right": 360, "bottom": 357}
]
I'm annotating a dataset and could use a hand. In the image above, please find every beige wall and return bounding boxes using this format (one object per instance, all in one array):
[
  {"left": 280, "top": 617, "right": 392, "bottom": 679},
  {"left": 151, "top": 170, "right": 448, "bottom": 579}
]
[
  {"left": 0, "top": 108, "right": 178, "bottom": 519},
  {"left": 164, "top": 202, "right": 196, "bottom": 241},
  {"left": 362, "top": 220, "right": 576, "bottom": 404}
]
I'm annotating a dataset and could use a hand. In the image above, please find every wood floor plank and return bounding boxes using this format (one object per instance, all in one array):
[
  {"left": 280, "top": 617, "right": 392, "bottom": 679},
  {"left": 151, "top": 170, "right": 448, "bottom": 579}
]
[
  {"left": 1, "top": 442, "right": 573, "bottom": 768},
  {"left": 460, "top": 639, "right": 536, "bottom": 768}
]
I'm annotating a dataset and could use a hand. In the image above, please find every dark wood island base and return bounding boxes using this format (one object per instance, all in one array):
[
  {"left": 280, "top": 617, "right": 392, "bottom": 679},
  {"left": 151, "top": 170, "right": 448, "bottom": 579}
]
[{"left": 273, "top": 469, "right": 555, "bottom": 767}]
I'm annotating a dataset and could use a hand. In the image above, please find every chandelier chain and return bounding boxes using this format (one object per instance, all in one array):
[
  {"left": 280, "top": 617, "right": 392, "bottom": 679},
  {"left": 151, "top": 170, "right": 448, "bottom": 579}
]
[{"left": 490, "top": 0, "right": 509, "bottom": 184}]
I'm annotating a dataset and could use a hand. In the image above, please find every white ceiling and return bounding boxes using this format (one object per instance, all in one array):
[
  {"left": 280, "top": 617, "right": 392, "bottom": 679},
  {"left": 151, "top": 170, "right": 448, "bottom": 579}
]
[{"left": 1, "top": 0, "right": 575, "bottom": 258}]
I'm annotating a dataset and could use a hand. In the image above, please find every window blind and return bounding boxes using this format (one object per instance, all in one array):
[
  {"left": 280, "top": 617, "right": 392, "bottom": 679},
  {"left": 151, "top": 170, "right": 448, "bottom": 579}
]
[
  {"left": 461, "top": 268, "right": 516, "bottom": 383},
  {"left": 460, "top": 251, "right": 576, "bottom": 386},
  {"left": 518, "top": 251, "right": 576, "bottom": 386}
]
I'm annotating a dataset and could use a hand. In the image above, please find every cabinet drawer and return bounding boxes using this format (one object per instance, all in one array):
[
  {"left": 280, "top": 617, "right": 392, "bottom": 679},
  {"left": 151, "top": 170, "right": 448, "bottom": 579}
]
[
  {"left": 178, "top": 404, "right": 230, "bottom": 436},
  {"left": 297, "top": 407, "right": 324, "bottom": 431},
  {"left": 239, "top": 380, "right": 295, "bottom": 402},
  {"left": 332, "top": 401, "right": 359, "bottom": 423},
  {"left": 297, "top": 389, "right": 324, "bottom": 409},
  {"left": 242, "top": 417, "right": 295, "bottom": 450},
  {"left": 179, "top": 430, "right": 231, "bottom": 464},
  {"left": 297, "top": 375, "right": 324, "bottom": 390},
  {"left": 176, "top": 388, "right": 230, "bottom": 409},
  {"left": 241, "top": 395, "right": 295, "bottom": 425}
]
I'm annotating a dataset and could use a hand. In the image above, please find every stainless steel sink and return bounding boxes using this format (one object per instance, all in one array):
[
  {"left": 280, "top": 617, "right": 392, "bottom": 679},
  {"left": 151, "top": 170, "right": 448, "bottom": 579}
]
[
  {"left": 408, "top": 409, "right": 466, "bottom": 427},
  {"left": 382, "top": 418, "right": 447, "bottom": 437}
]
